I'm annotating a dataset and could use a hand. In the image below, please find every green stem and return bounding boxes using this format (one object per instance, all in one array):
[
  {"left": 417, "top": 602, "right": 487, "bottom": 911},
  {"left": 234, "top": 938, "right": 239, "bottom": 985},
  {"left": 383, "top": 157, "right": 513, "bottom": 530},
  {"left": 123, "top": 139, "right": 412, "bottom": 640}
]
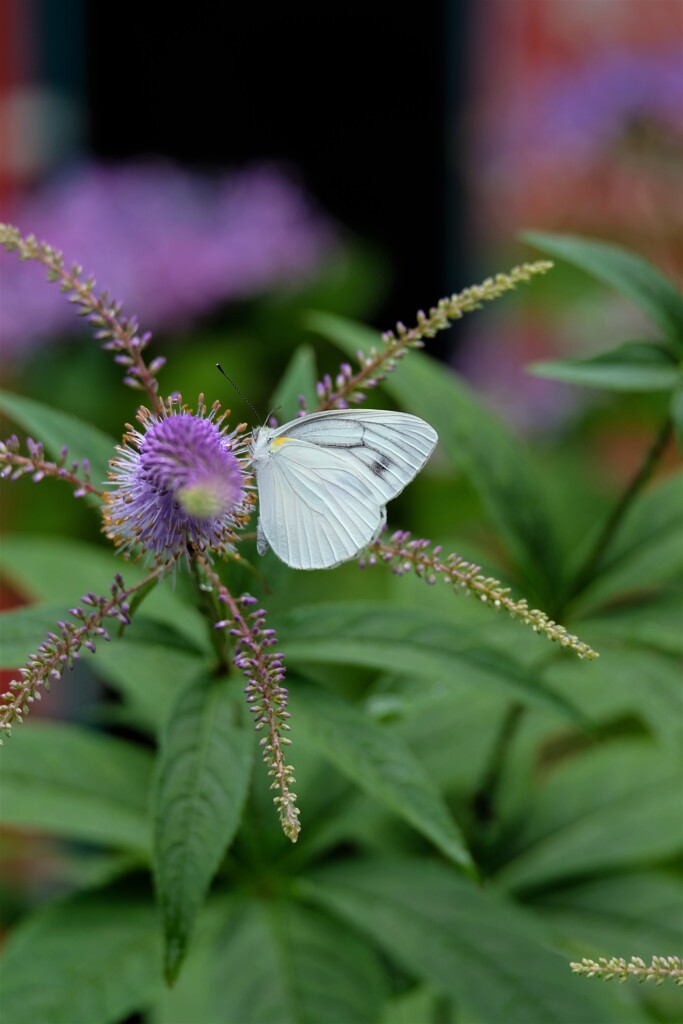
[
  {"left": 472, "top": 702, "right": 525, "bottom": 826},
  {"left": 190, "top": 556, "right": 231, "bottom": 669},
  {"left": 568, "top": 417, "right": 673, "bottom": 602}
]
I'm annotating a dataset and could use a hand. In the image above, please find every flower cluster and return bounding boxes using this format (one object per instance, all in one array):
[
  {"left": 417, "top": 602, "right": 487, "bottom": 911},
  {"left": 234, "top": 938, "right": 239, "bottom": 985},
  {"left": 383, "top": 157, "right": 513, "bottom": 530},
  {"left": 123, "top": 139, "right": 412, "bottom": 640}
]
[
  {"left": 197, "top": 555, "right": 300, "bottom": 842},
  {"left": 362, "top": 531, "right": 599, "bottom": 660},
  {"left": 0, "top": 435, "right": 100, "bottom": 499},
  {"left": 314, "top": 261, "right": 553, "bottom": 409},
  {"left": 571, "top": 955, "right": 683, "bottom": 986},
  {"left": 104, "top": 395, "right": 251, "bottom": 562},
  {"left": 0, "top": 572, "right": 163, "bottom": 740}
]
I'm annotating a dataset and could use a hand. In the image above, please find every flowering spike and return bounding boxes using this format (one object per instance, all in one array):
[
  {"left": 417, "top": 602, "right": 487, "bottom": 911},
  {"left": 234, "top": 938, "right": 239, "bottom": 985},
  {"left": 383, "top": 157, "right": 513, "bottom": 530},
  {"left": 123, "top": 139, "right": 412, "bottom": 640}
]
[
  {"left": 363, "top": 530, "right": 598, "bottom": 660},
  {"left": 0, "top": 436, "right": 105, "bottom": 499},
  {"left": 197, "top": 555, "right": 301, "bottom": 842},
  {"left": 0, "top": 568, "right": 164, "bottom": 740},
  {"left": 0, "top": 222, "right": 165, "bottom": 413},
  {"left": 571, "top": 956, "right": 683, "bottom": 986},
  {"left": 315, "top": 260, "right": 553, "bottom": 409}
]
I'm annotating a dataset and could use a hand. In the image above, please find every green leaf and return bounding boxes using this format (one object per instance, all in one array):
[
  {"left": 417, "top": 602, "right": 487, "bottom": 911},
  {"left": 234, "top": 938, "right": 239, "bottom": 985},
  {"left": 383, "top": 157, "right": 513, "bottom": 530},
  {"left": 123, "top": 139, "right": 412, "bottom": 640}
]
[
  {"left": 277, "top": 602, "right": 585, "bottom": 723},
  {"left": 0, "top": 603, "right": 75, "bottom": 666},
  {"left": 148, "top": 898, "right": 229, "bottom": 1024},
  {"left": 0, "top": 535, "right": 207, "bottom": 647},
  {"left": 0, "top": 881, "right": 160, "bottom": 1024},
  {"left": 494, "top": 741, "right": 683, "bottom": 893},
  {"left": 0, "top": 388, "right": 117, "bottom": 489},
  {"left": 291, "top": 684, "right": 472, "bottom": 869},
  {"left": 380, "top": 986, "right": 445, "bottom": 1024},
  {"left": 300, "top": 857, "right": 605, "bottom": 1024},
  {"left": 529, "top": 872, "right": 683, "bottom": 960},
  {"left": 153, "top": 671, "right": 254, "bottom": 983},
  {"left": 581, "top": 589, "right": 683, "bottom": 656},
  {"left": 94, "top": 639, "right": 204, "bottom": 733},
  {"left": 270, "top": 344, "right": 318, "bottom": 419},
  {"left": 671, "top": 382, "right": 683, "bottom": 451},
  {"left": 546, "top": 648, "right": 683, "bottom": 754},
  {"left": 522, "top": 231, "right": 683, "bottom": 353},
  {"left": 378, "top": 675, "right": 511, "bottom": 791},
  {"left": 529, "top": 341, "right": 680, "bottom": 392},
  {"left": 570, "top": 472, "right": 683, "bottom": 614},
  {"left": 305, "top": 311, "right": 562, "bottom": 597},
  {"left": 211, "top": 897, "right": 388, "bottom": 1024},
  {"left": 0, "top": 604, "right": 203, "bottom": 671},
  {"left": 0, "top": 722, "right": 152, "bottom": 850}
]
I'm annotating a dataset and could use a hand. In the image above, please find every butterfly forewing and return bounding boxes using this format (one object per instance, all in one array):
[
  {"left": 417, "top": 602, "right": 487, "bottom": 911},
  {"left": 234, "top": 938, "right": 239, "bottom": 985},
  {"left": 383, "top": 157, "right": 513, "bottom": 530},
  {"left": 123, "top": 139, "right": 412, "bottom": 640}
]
[{"left": 279, "top": 409, "right": 437, "bottom": 502}]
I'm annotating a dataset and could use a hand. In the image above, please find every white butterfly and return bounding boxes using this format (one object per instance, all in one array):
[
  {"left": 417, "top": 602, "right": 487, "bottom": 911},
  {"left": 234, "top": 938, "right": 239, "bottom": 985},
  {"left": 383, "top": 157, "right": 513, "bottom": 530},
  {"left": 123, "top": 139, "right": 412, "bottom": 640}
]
[{"left": 251, "top": 408, "right": 438, "bottom": 570}]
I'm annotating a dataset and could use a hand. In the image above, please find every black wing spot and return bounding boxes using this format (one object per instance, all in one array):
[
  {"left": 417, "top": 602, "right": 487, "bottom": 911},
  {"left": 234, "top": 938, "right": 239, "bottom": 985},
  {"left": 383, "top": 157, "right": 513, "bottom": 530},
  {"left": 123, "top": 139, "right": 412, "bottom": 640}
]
[{"left": 370, "top": 455, "right": 391, "bottom": 477}]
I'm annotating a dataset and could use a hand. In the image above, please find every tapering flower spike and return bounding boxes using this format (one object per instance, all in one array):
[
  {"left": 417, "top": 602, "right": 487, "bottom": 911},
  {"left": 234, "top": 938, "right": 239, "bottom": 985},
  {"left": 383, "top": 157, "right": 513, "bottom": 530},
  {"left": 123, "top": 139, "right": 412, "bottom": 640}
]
[{"left": 104, "top": 394, "right": 252, "bottom": 563}]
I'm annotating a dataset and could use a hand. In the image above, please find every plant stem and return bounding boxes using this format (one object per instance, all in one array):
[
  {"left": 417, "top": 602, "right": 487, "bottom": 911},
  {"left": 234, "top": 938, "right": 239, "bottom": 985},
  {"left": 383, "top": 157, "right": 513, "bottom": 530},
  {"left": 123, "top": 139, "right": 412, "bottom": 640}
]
[
  {"left": 190, "top": 556, "right": 231, "bottom": 669},
  {"left": 472, "top": 702, "right": 525, "bottom": 826},
  {"left": 568, "top": 417, "right": 673, "bottom": 601}
]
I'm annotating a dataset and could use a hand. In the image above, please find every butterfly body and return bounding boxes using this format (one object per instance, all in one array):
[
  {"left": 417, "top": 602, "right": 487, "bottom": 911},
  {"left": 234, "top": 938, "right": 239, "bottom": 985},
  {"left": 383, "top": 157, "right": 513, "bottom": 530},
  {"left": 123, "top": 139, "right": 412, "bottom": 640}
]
[{"left": 251, "top": 408, "right": 437, "bottom": 570}]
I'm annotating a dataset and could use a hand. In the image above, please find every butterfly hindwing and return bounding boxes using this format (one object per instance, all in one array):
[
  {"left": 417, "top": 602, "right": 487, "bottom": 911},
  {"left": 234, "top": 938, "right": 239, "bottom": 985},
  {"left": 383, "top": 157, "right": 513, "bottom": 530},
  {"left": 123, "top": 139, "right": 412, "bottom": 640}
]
[{"left": 255, "top": 437, "right": 384, "bottom": 569}]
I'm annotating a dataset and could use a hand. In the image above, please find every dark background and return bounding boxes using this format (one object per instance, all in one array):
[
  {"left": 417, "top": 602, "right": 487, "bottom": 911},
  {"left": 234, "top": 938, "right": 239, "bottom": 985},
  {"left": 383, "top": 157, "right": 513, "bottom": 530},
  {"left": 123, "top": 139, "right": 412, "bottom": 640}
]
[{"left": 85, "top": 2, "right": 471, "bottom": 325}]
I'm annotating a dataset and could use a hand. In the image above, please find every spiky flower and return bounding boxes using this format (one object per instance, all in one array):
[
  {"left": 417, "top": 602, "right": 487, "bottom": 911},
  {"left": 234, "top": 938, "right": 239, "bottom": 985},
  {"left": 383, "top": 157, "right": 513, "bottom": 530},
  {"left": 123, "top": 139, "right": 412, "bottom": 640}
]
[
  {"left": 571, "top": 955, "right": 683, "bottom": 985},
  {"left": 104, "top": 395, "right": 251, "bottom": 562}
]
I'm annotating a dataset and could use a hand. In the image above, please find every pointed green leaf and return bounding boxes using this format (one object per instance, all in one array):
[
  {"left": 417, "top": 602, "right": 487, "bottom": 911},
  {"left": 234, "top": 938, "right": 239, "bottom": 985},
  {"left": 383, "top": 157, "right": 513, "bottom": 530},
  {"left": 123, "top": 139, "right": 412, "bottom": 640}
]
[
  {"left": 495, "top": 741, "right": 683, "bottom": 892},
  {"left": 277, "top": 602, "right": 585, "bottom": 723},
  {"left": 0, "top": 388, "right": 117, "bottom": 489},
  {"left": 522, "top": 231, "right": 683, "bottom": 353},
  {"left": 581, "top": 589, "right": 683, "bottom": 655},
  {"left": 570, "top": 472, "right": 683, "bottom": 614},
  {"left": 305, "top": 311, "right": 562, "bottom": 596},
  {"left": 382, "top": 675, "right": 510, "bottom": 790},
  {"left": 270, "top": 343, "right": 318, "bottom": 419},
  {"left": 291, "top": 684, "right": 472, "bottom": 868},
  {"left": 94, "top": 639, "right": 204, "bottom": 732},
  {"left": 546, "top": 648, "right": 683, "bottom": 753},
  {"left": 153, "top": 671, "right": 254, "bottom": 983},
  {"left": 0, "top": 535, "right": 207, "bottom": 647},
  {"left": 148, "top": 898, "right": 229, "bottom": 1024},
  {"left": 0, "top": 722, "right": 152, "bottom": 850},
  {"left": 211, "top": 898, "right": 388, "bottom": 1024},
  {"left": 0, "top": 882, "right": 160, "bottom": 1024},
  {"left": 529, "top": 341, "right": 680, "bottom": 392},
  {"left": 301, "top": 857, "right": 605, "bottom": 1024},
  {"left": 529, "top": 872, "right": 683, "bottom": 959}
]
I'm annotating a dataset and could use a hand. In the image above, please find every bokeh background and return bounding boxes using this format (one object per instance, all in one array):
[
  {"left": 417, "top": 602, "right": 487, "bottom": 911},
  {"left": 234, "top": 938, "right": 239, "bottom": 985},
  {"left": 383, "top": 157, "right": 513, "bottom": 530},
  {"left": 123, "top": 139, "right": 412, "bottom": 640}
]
[
  {"left": 1, "top": 0, "right": 682, "bottom": 1013},
  {"left": 2, "top": 0, "right": 681, "bottom": 424}
]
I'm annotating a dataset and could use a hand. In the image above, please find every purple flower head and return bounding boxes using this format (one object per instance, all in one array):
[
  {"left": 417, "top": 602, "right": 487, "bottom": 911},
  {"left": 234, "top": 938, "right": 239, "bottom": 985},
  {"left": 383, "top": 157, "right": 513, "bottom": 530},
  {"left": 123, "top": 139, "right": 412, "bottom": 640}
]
[{"left": 104, "top": 397, "right": 250, "bottom": 561}]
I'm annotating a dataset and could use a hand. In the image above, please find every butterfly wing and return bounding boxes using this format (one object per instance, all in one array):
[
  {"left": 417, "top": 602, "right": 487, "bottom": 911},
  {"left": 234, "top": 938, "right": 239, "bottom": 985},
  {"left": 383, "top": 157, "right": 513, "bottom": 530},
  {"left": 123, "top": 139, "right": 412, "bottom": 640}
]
[
  {"left": 253, "top": 409, "right": 437, "bottom": 570},
  {"left": 255, "top": 437, "right": 385, "bottom": 569},
  {"left": 278, "top": 409, "right": 438, "bottom": 504}
]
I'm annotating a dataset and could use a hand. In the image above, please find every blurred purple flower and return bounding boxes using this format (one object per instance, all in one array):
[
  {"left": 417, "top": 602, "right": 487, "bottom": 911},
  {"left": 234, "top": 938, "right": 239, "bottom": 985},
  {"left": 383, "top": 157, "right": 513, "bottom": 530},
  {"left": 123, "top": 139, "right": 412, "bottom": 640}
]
[
  {"left": 1, "top": 162, "right": 336, "bottom": 357},
  {"left": 487, "top": 49, "right": 683, "bottom": 164},
  {"left": 454, "top": 322, "right": 581, "bottom": 435}
]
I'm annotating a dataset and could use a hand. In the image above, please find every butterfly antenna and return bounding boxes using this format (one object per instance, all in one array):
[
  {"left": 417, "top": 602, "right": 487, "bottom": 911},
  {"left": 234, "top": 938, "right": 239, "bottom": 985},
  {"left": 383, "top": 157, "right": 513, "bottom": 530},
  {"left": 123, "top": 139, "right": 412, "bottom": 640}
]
[{"left": 216, "top": 364, "right": 262, "bottom": 423}]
